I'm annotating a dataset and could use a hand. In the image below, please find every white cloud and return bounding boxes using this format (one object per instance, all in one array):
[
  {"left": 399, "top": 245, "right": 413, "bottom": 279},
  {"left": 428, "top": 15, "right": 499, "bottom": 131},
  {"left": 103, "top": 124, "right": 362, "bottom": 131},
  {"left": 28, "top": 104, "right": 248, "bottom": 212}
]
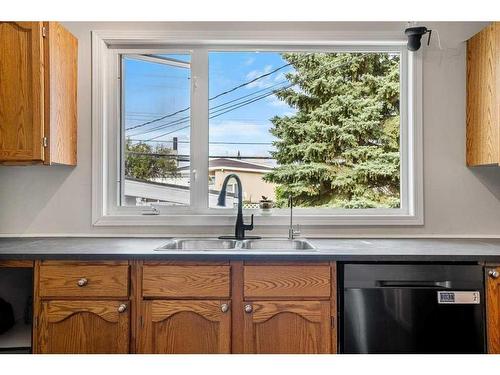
[
  {"left": 210, "top": 120, "right": 270, "bottom": 140},
  {"left": 209, "top": 120, "right": 275, "bottom": 157},
  {"left": 274, "top": 71, "right": 286, "bottom": 82},
  {"left": 245, "top": 65, "right": 275, "bottom": 89},
  {"left": 243, "top": 57, "right": 255, "bottom": 66}
]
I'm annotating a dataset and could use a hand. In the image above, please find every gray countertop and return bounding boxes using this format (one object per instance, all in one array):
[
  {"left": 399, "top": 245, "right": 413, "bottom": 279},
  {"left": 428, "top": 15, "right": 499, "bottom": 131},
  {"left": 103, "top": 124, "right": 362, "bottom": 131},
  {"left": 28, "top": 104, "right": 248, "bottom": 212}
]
[{"left": 2, "top": 237, "right": 500, "bottom": 262}]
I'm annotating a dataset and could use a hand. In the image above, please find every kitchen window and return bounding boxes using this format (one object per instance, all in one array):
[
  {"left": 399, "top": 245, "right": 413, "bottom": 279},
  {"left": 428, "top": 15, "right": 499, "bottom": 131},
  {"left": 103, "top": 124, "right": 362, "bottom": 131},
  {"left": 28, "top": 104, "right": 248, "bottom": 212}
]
[{"left": 92, "top": 31, "right": 422, "bottom": 226}]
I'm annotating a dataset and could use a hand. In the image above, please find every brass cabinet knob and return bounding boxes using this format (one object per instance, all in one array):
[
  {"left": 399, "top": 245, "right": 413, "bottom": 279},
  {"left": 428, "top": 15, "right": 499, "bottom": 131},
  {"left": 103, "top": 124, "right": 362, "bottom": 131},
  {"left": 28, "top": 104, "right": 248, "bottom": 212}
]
[
  {"left": 489, "top": 270, "right": 500, "bottom": 279},
  {"left": 118, "top": 304, "right": 127, "bottom": 313},
  {"left": 221, "top": 303, "right": 229, "bottom": 313},
  {"left": 244, "top": 304, "right": 253, "bottom": 313},
  {"left": 77, "top": 278, "right": 88, "bottom": 287}
]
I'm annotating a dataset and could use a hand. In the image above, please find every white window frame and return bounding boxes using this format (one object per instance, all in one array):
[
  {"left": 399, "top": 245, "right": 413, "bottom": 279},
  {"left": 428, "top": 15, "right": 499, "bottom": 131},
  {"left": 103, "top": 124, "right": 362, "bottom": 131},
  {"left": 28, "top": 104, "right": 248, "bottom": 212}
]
[{"left": 91, "top": 30, "right": 423, "bottom": 227}]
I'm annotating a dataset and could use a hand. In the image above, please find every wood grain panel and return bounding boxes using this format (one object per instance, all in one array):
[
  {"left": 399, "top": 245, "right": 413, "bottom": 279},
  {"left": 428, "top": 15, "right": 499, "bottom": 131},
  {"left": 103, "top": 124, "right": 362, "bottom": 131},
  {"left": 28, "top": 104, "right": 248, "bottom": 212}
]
[
  {"left": 466, "top": 22, "right": 500, "bottom": 166},
  {"left": 243, "top": 300, "right": 331, "bottom": 354},
  {"left": 244, "top": 265, "right": 330, "bottom": 298},
  {"left": 129, "top": 260, "right": 142, "bottom": 354},
  {"left": 139, "top": 300, "right": 230, "bottom": 354},
  {"left": 45, "top": 21, "right": 78, "bottom": 165},
  {"left": 230, "top": 261, "right": 245, "bottom": 353},
  {"left": 39, "top": 264, "right": 129, "bottom": 298},
  {"left": 487, "top": 266, "right": 500, "bottom": 353},
  {"left": 41, "top": 260, "right": 128, "bottom": 266},
  {"left": 142, "top": 265, "right": 230, "bottom": 298},
  {"left": 38, "top": 300, "right": 129, "bottom": 353},
  {"left": 0, "top": 22, "right": 44, "bottom": 162}
]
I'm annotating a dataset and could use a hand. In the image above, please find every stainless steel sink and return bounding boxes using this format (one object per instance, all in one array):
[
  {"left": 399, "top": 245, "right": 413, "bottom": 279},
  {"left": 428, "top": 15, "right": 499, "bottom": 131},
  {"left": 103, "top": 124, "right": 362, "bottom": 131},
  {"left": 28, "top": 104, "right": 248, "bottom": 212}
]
[
  {"left": 242, "top": 239, "right": 315, "bottom": 251},
  {"left": 154, "top": 238, "right": 316, "bottom": 252},
  {"left": 155, "top": 238, "right": 242, "bottom": 251}
]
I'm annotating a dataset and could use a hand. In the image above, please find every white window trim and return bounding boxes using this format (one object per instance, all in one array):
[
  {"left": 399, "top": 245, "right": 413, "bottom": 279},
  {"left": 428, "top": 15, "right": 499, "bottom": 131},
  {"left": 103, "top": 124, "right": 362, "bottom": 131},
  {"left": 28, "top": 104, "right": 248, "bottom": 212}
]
[{"left": 91, "top": 29, "right": 423, "bottom": 227}]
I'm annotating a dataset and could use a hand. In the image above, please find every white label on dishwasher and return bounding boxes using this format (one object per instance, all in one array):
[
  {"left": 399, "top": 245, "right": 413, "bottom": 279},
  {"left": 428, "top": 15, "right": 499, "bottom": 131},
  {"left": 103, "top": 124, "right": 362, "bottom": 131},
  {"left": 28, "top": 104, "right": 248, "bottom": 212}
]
[{"left": 437, "top": 291, "right": 480, "bottom": 304}]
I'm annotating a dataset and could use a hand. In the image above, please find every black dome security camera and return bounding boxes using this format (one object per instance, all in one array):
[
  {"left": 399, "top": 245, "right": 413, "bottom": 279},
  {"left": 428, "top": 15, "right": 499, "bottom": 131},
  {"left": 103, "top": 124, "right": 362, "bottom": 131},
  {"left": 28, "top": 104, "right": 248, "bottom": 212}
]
[{"left": 405, "top": 26, "right": 432, "bottom": 51}]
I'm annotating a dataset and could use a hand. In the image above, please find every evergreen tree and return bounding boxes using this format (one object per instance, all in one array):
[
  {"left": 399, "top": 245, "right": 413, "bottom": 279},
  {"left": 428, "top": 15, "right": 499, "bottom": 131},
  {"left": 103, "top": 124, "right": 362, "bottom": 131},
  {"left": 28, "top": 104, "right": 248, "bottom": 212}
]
[
  {"left": 125, "top": 139, "right": 179, "bottom": 181},
  {"left": 264, "top": 52, "right": 400, "bottom": 208}
]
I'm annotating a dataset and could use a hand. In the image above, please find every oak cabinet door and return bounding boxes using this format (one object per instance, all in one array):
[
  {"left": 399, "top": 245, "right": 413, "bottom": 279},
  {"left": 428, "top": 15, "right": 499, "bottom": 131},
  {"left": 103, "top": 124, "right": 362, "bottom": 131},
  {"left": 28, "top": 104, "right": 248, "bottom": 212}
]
[
  {"left": 139, "top": 300, "right": 231, "bottom": 354},
  {"left": 38, "top": 300, "right": 130, "bottom": 354},
  {"left": 243, "top": 301, "right": 331, "bottom": 354},
  {"left": 0, "top": 22, "right": 45, "bottom": 162},
  {"left": 487, "top": 267, "right": 500, "bottom": 353}
]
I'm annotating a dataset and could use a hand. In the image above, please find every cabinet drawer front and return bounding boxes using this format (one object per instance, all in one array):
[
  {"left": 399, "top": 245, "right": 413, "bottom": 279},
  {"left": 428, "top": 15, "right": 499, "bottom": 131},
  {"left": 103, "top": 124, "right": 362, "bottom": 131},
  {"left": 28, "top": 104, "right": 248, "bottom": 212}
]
[
  {"left": 142, "top": 265, "right": 230, "bottom": 298},
  {"left": 39, "top": 265, "right": 129, "bottom": 298},
  {"left": 244, "top": 265, "right": 330, "bottom": 298}
]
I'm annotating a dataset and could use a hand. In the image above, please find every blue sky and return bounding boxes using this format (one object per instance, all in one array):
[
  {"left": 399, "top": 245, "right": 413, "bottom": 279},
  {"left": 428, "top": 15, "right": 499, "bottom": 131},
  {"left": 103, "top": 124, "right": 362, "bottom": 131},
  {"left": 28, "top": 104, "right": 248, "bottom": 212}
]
[{"left": 124, "top": 52, "right": 296, "bottom": 160}]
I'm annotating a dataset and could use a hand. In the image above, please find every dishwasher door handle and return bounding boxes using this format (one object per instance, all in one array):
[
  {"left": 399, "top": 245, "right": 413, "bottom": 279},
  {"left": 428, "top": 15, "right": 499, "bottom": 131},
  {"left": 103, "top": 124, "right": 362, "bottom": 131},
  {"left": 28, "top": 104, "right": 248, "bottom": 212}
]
[{"left": 376, "top": 280, "right": 452, "bottom": 289}]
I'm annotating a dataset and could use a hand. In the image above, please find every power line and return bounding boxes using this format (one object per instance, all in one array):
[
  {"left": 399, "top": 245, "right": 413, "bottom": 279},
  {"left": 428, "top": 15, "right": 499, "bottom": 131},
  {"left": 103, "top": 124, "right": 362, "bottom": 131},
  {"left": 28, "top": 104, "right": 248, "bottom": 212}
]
[
  {"left": 125, "top": 63, "right": 291, "bottom": 131},
  {"left": 125, "top": 151, "right": 274, "bottom": 160},
  {"left": 146, "top": 84, "right": 294, "bottom": 141},
  {"left": 128, "top": 140, "right": 273, "bottom": 145},
  {"left": 209, "top": 80, "right": 287, "bottom": 111},
  {"left": 125, "top": 107, "right": 190, "bottom": 131},
  {"left": 126, "top": 82, "right": 289, "bottom": 136},
  {"left": 208, "top": 63, "right": 291, "bottom": 101},
  {"left": 128, "top": 82, "right": 293, "bottom": 138},
  {"left": 128, "top": 56, "right": 366, "bottom": 141}
]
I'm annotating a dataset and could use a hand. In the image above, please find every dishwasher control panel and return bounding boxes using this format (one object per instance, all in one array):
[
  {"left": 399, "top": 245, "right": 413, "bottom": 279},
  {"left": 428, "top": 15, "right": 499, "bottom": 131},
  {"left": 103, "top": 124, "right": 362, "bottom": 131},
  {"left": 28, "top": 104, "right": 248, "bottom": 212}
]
[{"left": 437, "top": 291, "right": 480, "bottom": 304}]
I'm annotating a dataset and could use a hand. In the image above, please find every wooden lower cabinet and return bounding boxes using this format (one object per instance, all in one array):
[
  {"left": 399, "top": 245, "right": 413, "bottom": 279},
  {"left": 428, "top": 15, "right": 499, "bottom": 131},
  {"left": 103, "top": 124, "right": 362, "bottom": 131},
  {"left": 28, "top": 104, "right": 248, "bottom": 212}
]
[
  {"left": 37, "top": 300, "right": 130, "bottom": 354},
  {"left": 139, "top": 300, "right": 231, "bottom": 354},
  {"left": 31, "top": 260, "right": 337, "bottom": 354},
  {"left": 487, "top": 266, "right": 500, "bottom": 353},
  {"left": 243, "top": 301, "right": 331, "bottom": 354}
]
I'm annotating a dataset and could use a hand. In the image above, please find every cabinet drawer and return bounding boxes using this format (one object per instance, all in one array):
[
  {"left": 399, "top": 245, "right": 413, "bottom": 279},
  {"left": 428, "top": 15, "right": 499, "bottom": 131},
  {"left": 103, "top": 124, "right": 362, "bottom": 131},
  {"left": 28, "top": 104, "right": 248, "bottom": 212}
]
[
  {"left": 39, "top": 264, "right": 129, "bottom": 298},
  {"left": 244, "top": 265, "right": 331, "bottom": 298},
  {"left": 142, "top": 265, "right": 230, "bottom": 298}
]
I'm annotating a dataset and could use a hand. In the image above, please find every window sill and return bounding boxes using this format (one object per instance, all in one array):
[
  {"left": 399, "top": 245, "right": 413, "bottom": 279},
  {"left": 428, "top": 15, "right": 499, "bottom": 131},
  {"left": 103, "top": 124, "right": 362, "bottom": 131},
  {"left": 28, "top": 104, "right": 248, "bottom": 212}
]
[{"left": 92, "top": 211, "right": 424, "bottom": 227}]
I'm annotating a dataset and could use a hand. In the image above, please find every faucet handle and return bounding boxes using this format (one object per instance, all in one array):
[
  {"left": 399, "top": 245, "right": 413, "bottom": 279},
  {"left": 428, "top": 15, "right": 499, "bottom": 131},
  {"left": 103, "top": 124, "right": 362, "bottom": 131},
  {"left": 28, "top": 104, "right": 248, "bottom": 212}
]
[
  {"left": 244, "top": 214, "right": 254, "bottom": 230},
  {"left": 289, "top": 224, "right": 301, "bottom": 239}
]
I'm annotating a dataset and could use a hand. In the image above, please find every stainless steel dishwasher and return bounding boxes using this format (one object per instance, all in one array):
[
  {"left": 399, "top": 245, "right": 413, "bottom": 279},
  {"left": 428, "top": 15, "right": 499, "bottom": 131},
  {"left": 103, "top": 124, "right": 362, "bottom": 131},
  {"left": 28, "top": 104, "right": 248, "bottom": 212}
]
[{"left": 340, "top": 264, "right": 486, "bottom": 354}]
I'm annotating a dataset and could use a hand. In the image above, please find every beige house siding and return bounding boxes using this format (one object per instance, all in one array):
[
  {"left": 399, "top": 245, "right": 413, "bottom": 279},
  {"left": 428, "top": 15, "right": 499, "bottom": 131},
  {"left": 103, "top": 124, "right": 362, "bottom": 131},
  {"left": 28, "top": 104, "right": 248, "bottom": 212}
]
[{"left": 213, "top": 169, "right": 276, "bottom": 203}]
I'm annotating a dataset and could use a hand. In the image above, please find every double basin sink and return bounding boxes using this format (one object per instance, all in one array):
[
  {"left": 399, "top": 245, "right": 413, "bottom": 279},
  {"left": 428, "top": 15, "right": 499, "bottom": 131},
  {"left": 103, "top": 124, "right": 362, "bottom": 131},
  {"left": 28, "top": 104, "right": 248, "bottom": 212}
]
[{"left": 155, "top": 238, "right": 316, "bottom": 252}]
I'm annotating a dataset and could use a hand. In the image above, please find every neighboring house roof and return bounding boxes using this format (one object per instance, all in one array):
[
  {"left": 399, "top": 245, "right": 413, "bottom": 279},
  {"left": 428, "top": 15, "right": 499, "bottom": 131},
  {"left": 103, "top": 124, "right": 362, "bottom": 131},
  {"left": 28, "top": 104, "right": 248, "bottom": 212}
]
[
  {"left": 124, "top": 177, "right": 235, "bottom": 206},
  {"left": 177, "top": 158, "right": 273, "bottom": 173}
]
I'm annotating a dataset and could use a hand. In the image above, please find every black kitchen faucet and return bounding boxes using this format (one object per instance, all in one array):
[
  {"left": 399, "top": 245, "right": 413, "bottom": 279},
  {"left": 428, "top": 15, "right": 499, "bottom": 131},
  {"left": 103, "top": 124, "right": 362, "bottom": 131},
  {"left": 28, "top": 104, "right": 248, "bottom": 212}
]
[{"left": 217, "top": 173, "right": 261, "bottom": 240}]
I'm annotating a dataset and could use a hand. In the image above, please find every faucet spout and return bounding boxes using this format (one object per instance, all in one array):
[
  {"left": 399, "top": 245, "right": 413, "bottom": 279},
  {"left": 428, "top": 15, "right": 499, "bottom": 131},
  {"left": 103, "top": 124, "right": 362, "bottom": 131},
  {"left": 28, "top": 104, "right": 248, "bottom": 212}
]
[{"left": 217, "top": 174, "right": 260, "bottom": 240}]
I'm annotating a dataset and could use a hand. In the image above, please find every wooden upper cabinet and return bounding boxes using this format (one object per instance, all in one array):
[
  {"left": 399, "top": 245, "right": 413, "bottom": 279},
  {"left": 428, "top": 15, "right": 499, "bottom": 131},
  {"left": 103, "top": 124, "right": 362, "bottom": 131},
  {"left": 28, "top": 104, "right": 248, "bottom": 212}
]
[
  {"left": 243, "top": 301, "right": 331, "bottom": 354},
  {"left": 0, "top": 21, "right": 77, "bottom": 165},
  {"left": 0, "top": 22, "right": 44, "bottom": 162},
  {"left": 466, "top": 22, "right": 500, "bottom": 166},
  {"left": 139, "top": 300, "right": 231, "bottom": 354},
  {"left": 486, "top": 266, "right": 500, "bottom": 353},
  {"left": 37, "top": 300, "right": 130, "bottom": 354}
]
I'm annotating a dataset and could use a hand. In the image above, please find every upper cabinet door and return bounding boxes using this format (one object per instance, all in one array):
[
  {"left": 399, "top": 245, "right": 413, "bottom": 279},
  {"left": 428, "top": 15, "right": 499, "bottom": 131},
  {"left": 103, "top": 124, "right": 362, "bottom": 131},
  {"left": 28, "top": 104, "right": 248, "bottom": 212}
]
[
  {"left": 0, "top": 22, "right": 45, "bottom": 162},
  {"left": 37, "top": 300, "right": 130, "bottom": 354},
  {"left": 139, "top": 300, "right": 231, "bottom": 354},
  {"left": 466, "top": 22, "right": 500, "bottom": 166},
  {"left": 487, "top": 266, "right": 500, "bottom": 353},
  {"left": 243, "top": 301, "right": 331, "bottom": 354}
]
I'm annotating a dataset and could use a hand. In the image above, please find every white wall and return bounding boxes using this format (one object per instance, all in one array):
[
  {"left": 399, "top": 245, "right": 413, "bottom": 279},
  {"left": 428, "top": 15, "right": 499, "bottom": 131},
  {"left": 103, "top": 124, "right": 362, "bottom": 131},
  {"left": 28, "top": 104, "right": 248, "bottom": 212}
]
[{"left": 1, "top": 21, "right": 498, "bottom": 237}]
